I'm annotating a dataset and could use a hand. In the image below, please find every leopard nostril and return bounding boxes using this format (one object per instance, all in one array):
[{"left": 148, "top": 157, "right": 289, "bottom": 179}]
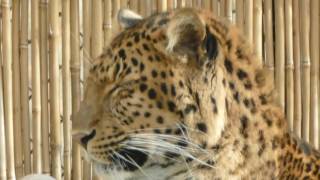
[{"left": 80, "top": 130, "right": 96, "bottom": 149}]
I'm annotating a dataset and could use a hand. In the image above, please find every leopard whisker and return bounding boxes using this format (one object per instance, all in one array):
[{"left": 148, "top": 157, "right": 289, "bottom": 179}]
[{"left": 128, "top": 136, "right": 215, "bottom": 169}]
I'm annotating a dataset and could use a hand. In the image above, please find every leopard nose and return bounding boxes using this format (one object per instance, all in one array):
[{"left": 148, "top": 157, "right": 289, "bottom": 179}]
[{"left": 73, "top": 130, "right": 96, "bottom": 149}]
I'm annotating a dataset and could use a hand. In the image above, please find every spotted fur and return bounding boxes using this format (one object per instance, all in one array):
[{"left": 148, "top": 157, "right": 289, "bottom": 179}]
[{"left": 73, "top": 8, "right": 320, "bottom": 180}]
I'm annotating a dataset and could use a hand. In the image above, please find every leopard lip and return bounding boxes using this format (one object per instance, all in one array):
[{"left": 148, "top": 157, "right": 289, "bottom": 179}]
[{"left": 112, "top": 148, "right": 149, "bottom": 171}]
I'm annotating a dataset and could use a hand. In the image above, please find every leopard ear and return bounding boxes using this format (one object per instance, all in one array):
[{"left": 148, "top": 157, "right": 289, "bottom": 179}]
[
  {"left": 117, "top": 9, "right": 143, "bottom": 29},
  {"left": 166, "top": 8, "right": 209, "bottom": 66}
]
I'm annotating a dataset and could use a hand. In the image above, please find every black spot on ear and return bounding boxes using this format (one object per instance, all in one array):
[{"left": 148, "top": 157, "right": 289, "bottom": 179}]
[{"left": 204, "top": 26, "right": 218, "bottom": 60}]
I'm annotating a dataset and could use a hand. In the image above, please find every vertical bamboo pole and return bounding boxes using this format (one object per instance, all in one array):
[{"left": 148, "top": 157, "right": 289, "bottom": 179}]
[
  {"left": 32, "top": 0, "right": 42, "bottom": 173},
  {"left": 177, "top": 0, "right": 186, "bottom": 8},
  {"left": 264, "top": 0, "right": 274, "bottom": 82},
  {"left": 310, "top": 0, "right": 319, "bottom": 148},
  {"left": 185, "top": 0, "right": 192, "bottom": 8},
  {"left": 104, "top": 0, "right": 112, "bottom": 46},
  {"left": 82, "top": 160, "right": 91, "bottom": 180},
  {"left": 2, "top": 0, "right": 16, "bottom": 178},
  {"left": 89, "top": 12, "right": 103, "bottom": 179},
  {"left": 243, "top": 0, "right": 253, "bottom": 43},
  {"left": 211, "top": 0, "right": 218, "bottom": 16},
  {"left": 83, "top": 0, "right": 91, "bottom": 82},
  {"left": 167, "top": 0, "right": 174, "bottom": 11},
  {"left": 12, "top": 0, "right": 23, "bottom": 177},
  {"left": 20, "top": 0, "right": 31, "bottom": 175},
  {"left": 274, "top": 0, "right": 285, "bottom": 109},
  {"left": 113, "top": 0, "right": 120, "bottom": 31},
  {"left": 253, "top": 0, "right": 262, "bottom": 60},
  {"left": 139, "top": 0, "right": 148, "bottom": 16},
  {"left": 292, "top": 0, "right": 301, "bottom": 138},
  {"left": 0, "top": 20, "right": 7, "bottom": 179},
  {"left": 300, "top": 0, "right": 310, "bottom": 142},
  {"left": 157, "top": 0, "right": 167, "bottom": 12},
  {"left": 49, "top": 0, "right": 62, "bottom": 178},
  {"left": 236, "top": 0, "right": 243, "bottom": 31},
  {"left": 146, "top": 0, "right": 152, "bottom": 15},
  {"left": 220, "top": 0, "right": 225, "bottom": 17},
  {"left": 91, "top": 0, "right": 104, "bottom": 59},
  {"left": 225, "top": 0, "right": 232, "bottom": 22},
  {"left": 62, "top": 0, "right": 72, "bottom": 179},
  {"left": 71, "top": 0, "right": 82, "bottom": 179},
  {"left": 202, "top": 0, "right": 211, "bottom": 11},
  {"left": 285, "top": 0, "right": 294, "bottom": 131},
  {"left": 130, "top": 0, "right": 139, "bottom": 12},
  {"left": 40, "top": 0, "right": 50, "bottom": 174},
  {"left": 121, "top": 0, "right": 128, "bottom": 8}
]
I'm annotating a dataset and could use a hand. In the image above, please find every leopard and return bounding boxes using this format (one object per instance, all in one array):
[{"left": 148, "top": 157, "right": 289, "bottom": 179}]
[{"left": 72, "top": 8, "right": 320, "bottom": 180}]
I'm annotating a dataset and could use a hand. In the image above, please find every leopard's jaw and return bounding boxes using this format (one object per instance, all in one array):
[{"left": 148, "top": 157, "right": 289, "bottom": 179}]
[{"left": 92, "top": 159, "right": 194, "bottom": 180}]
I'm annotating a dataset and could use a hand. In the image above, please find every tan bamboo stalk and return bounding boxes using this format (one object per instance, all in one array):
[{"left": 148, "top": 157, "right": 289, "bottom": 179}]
[
  {"left": 177, "top": 0, "right": 185, "bottom": 8},
  {"left": 157, "top": 0, "right": 167, "bottom": 12},
  {"left": 274, "top": 0, "right": 285, "bottom": 109},
  {"left": 264, "top": 0, "right": 274, "bottom": 80},
  {"left": 236, "top": 0, "right": 243, "bottom": 32},
  {"left": 139, "top": 0, "right": 147, "bottom": 15},
  {"left": 167, "top": 0, "right": 174, "bottom": 10},
  {"left": 130, "top": 0, "right": 139, "bottom": 12},
  {"left": 2, "top": 0, "right": 15, "bottom": 178},
  {"left": 202, "top": 0, "right": 211, "bottom": 11},
  {"left": 20, "top": 0, "right": 31, "bottom": 174},
  {"left": 211, "top": 0, "right": 218, "bottom": 16},
  {"left": 83, "top": 0, "right": 91, "bottom": 80},
  {"left": 253, "top": 0, "right": 262, "bottom": 60},
  {"left": 49, "top": 0, "right": 62, "bottom": 178},
  {"left": 0, "top": 23, "right": 7, "bottom": 180},
  {"left": 39, "top": 0, "right": 50, "bottom": 174},
  {"left": 12, "top": 0, "right": 23, "bottom": 177},
  {"left": 192, "top": 0, "right": 196, "bottom": 8},
  {"left": 243, "top": 0, "right": 252, "bottom": 43},
  {"left": 284, "top": 0, "right": 294, "bottom": 131},
  {"left": 225, "top": 0, "right": 232, "bottom": 21},
  {"left": 121, "top": 0, "right": 128, "bottom": 8},
  {"left": 113, "top": 0, "right": 121, "bottom": 31},
  {"left": 91, "top": 0, "right": 104, "bottom": 57},
  {"left": 185, "top": 0, "right": 192, "bottom": 8},
  {"left": 31, "top": 0, "right": 42, "bottom": 173},
  {"left": 300, "top": 0, "right": 311, "bottom": 142},
  {"left": 309, "top": 0, "right": 319, "bottom": 148},
  {"left": 104, "top": 0, "right": 112, "bottom": 46},
  {"left": 146, "top": 0, "right": 153, "bottom": 15},
  {"left": 292, "top": 0, "right": 301, "bottom": 138},
  {"left": 89, "top": 11, "right": 103, "bottom": 179},
  {"left": 219, "top": 0, "right": 225, "bottom": 17},
  {"left": 85, "top": 16, "right": 102, "bottom": 177},
  {"left": 71, "top": 0, "right": 82, "bottom": 179},
  {"left": 82, "top": 159, "right": 91, "bottom": 180},
  {"left": 62, "top": 0, "right": 72, "bottom": 179}
]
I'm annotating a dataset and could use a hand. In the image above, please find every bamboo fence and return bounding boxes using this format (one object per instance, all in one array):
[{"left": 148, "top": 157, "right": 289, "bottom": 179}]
[{"left": 0, "top": 0, "right": 319, "bottom": 179}]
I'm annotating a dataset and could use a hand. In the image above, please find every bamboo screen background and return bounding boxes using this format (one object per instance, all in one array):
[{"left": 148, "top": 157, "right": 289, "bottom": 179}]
[{"left": 0, "top": 0, "right": 319, "bottom": 180}]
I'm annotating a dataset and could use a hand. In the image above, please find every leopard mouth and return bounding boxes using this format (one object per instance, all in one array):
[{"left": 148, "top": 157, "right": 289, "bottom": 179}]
[
  {"left": 92, "top": 148, "right": 149, "bottom": 173},
  {"left": 111, "top": 148, "right": 149, "bottom": 171}
]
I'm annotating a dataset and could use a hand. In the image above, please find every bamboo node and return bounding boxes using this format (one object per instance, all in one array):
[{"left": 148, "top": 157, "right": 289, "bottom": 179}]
[
  {"left": 103, "top": 23, "right": 112, "bottom": 29},
  {"left": 1, "top": 2, "right": 10, "bottom": 8}
]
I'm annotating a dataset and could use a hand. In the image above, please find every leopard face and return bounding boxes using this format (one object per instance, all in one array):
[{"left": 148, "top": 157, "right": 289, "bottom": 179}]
[
  {"left": 72, "top": 8, "right": 225, "bottom": 179},
  {"left": 72, "top": 8, "right": 320, "bottom": 180}
]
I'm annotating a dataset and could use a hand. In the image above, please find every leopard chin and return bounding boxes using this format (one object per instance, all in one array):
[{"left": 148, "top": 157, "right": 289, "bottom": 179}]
[{"left": 91, "top": 154, "right": 194, "bottom": 180}]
